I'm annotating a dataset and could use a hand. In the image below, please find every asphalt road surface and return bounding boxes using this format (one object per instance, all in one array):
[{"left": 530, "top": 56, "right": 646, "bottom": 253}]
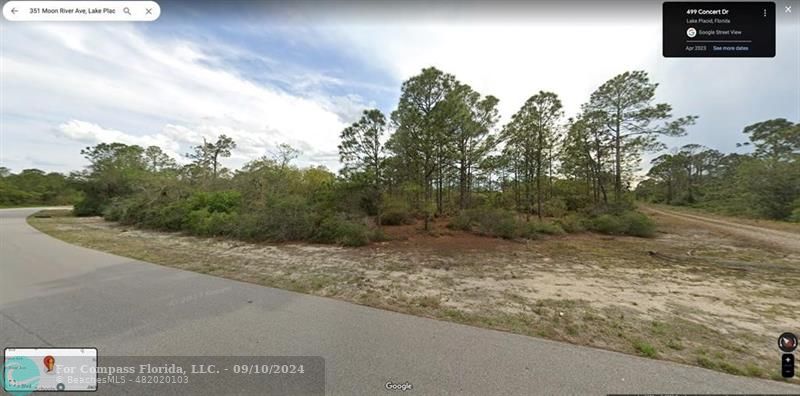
[{"left": 2, "top": 207, "right": 799, "bottom": 395}]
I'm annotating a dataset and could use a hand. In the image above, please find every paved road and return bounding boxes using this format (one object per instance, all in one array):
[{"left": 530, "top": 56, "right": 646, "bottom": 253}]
[{"left": 2, "top": 208, "right": 798, "bottom": 395}]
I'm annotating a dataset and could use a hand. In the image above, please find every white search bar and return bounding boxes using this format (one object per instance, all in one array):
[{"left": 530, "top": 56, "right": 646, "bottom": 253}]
[{"left": 3, "top": 1, "right": 160, "bottom": 21}]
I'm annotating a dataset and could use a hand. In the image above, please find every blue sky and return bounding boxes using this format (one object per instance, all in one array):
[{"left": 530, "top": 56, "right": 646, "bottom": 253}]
[{"left": 1, "top": 0, "right": 798, "bottom": 174}]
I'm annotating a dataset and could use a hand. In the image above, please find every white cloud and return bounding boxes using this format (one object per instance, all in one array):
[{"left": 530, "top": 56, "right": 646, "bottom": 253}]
[
  {"left": 1, "top": 23, "right": 352, "bottom": 171},
  {"left": 57, "top": 120, "right": 184, "bottom": 161},
  {"left": 299, "top": 19, "right": 659, "bottom": 120}
]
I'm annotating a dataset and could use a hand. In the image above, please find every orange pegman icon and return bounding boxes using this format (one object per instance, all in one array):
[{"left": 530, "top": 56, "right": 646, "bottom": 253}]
[{"left": 43, "top": 355, "right": 55, "bottom": 372}]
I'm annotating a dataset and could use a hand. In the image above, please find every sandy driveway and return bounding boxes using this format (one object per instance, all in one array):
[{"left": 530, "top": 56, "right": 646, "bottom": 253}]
[{"left": 644, "top": 207, "right": 800, "bottom": 253}]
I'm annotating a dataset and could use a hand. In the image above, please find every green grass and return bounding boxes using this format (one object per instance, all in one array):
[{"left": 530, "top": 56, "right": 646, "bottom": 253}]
[
  {"left": 697, "top": 355, "right": 716, "bottom": 369},
  {"left": 632, "top": 339, "right": 658, "bottom": 358}
]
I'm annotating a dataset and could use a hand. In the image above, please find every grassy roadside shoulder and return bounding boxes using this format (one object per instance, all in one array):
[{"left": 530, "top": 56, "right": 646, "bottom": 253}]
[{"left": 28, "top": 209, "right": 800, "bottom": 384}]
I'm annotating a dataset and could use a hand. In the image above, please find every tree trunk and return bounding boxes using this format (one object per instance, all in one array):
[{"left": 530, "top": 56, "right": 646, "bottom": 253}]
[
  {"left": 376, "top": 197, "right": 382, "bottom": 228},
  {"left": 536, "top": 132, "right": 544, "bottom": 220},
  {"left": 212, "top": 152, "right": 219, "bottom": 179},
  {"left": 666, "top": 176, "right": 673, "bottom": 204},
  {"left": 614, "top": 123, "right": 622, "bottom": 202},
  {"left": 548, "top": 147, "right": 553, "bottom": 200},
  {"left": 437, "top": 170, "right": 443, "bottom": 215},
  {"left": 536, "top": 169, "right": 542, "bottom": 220},
  {"left": 459, "top": 158, "right": 468, "bottom": 209}
]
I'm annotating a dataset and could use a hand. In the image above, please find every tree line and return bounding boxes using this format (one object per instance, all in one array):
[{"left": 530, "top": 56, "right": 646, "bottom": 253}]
[
  {"left": 3, "top": 67, "right": 796, "bottom": 244},
  {"left": 0, "top": 167, "right": 81, "bottom": 207},
  {"left": 636, "top": 119, "right": 800, "bottom": 221}
]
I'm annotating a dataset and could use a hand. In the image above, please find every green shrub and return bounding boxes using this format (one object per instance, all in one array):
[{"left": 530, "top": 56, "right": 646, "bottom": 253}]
[
  {"left": 381, "top": 207, "right": 414, "bottom": 226},
  {"left": 619, "top": 211, "right": 656, "bottom": 237},
  {"left": 103, "top": 196, "right": 150, "bottom": 225},
  {"left": 525, "top": 221, "right": 566, "bottom": 236},
  {"left": 607, "top": 195, "right": 636, "bottom": 213},
  {"left": 554, "top": 214, "right": 586, "bottom": 233},
  {"left": 314, "top": 215, "right": 371, "bottom": 246},
  {"left": 73, "top": 195, "right": 105, "bottom": 217},
  {"left": 187, "top": 191, "right": 241, "bottom": 213},
  {"left": 236, "top": 198, "right": 314, "bottom": 241},
  {"left": 789, "top": 198, "right": 800, "bottom": 222},
  {"left": 157, "top": 201, "right": 190, "bottom": 231},
  {"left": 187, "top": 209, "right": 238, "bottom": 236},
  {"left": 542, "top": 198, "right": 568, "bottom": 218},
  {"left": 102, "top": 198, "right": 126, "bottom": 222},
  {"left": 370, "top": 228, "right": 390, "bottom": 242},
  {"left": 790, "top": 208, "right": 800, "bottom": 223},
  {"left": 468, "top": 208, "right": 520, "bottom": 239},
  {"left": 447, "top": 212, "right": 473, "bottom": 231},
  {"left": 591, "top": 214, "right": 626, "bottom": 234},
  {"left": 632, "top": 339, "right": 658, "bottom": 358},
  {"left": 103, "top": 195, "right": 192, "bottom": 231},
  {"left": 589, "top": 211, "right": 655, "bottom": 237},
  {"left": 451, "top": 208, "right": 574, "bottom": 240}
]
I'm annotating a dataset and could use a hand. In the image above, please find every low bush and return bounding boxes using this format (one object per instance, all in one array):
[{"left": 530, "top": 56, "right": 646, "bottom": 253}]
[
  {"left": 476, "top": 213, "right": 518, "bottom": 239},
  {"left": 588, "top": 211, "right": 655, "bottom": 237},
  {"left": 187, "top": 191, "right": 241, "bottom": 213},
  {"left": 156, "top": 201, "right": 191, "bottom": 231},
  {"left": 73, "top": 195, "right": 106, "bottom": 217},
  {"left": 554, "top": 214, "right": 586, "bottom": 233},
  {"left": 591, "top": 214, "right": 626, "bottom": 234},
  {"left": 524, "top": 221, "right": 566, "bottom": 236},
  {"left": 790, "top": 208, "right": 800, "bottom": 223},
  {"left": 313, "top": 215, "right": 371, "bottom": 246},
  {"left": 370, "top": 228, "right": 390, "bottom": 242},
  {"left": 542, "top": 198, "right": 568, "bottom": 218},
  {"left": 450, "top": 208, "right": 572, "bottom": 239},
  {"left": 447, "top": 211, "right": 473, "bottom": 231},
  {"left": 460, "top": 208, "right": 520, "bottom": 239},
  {"left": 620, "top": 211, "right": 656, "bottom": 237},
  {"left": 103, "top": 196, "right": 153, "bottom": 225},
  {"left": 104, "top": 193, "right": 243, "bottom": 234},
  {"left": 186, "top": 209, "right": 238, "bottom": 236},
  {"left": 236, "top": 198, "right": 314, "bottom": 241},
  {"left": 790, "top": 198, "right": 800, "bottom": 223},
  {"left": 381, "top": 207, "right": 415, "bottom": 226},
  {"left": 102, "top": 198, "right": 127, "bottom": 222}
]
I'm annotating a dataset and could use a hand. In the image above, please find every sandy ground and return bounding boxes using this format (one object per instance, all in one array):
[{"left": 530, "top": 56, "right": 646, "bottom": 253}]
[
  {"left": 645, "top": 206, "right": 800, "bottom": 253},
  {"left": 30, "top": 210, "right": 800, "bottom": 382}
]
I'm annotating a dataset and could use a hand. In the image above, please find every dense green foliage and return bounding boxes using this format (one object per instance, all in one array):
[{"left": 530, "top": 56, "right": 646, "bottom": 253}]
[
  {"left": 636, "top": 120, "right": 800, "bottom": 221},
  {"left": 447, "top": 207, "right": 574, "bottom": 239},
  {"left": 0, "top": 167, "right": 81, "bottom": 206},
  {"left": 7, "top": 67, "right": 793, "bottom": 245},
  {"left": 97, "top": 153, "right": 379, "bottom": 246},
  {"left": 588, "top": 211, "right": 656, "bottom": 238}
]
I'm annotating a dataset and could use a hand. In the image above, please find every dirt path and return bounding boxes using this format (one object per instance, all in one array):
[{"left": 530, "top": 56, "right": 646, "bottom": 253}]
[{"left": 644, "top": 206, "right": 800, "bottom": 253}]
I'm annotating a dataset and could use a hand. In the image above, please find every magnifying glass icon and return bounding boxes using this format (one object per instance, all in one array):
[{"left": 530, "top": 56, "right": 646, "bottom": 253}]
[{"left": 123, "top": 7, "right": 131, "bottom": 15}]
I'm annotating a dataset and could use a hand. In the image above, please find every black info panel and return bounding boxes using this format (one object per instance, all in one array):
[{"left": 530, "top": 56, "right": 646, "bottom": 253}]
[{"left": 663, "top": 2, "right": 776, "bottom": 57}]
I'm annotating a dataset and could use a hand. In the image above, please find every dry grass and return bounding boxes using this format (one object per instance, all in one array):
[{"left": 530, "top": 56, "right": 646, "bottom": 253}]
[{"left": 29, "top": 209, "right": 800, "bottom": 383}]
